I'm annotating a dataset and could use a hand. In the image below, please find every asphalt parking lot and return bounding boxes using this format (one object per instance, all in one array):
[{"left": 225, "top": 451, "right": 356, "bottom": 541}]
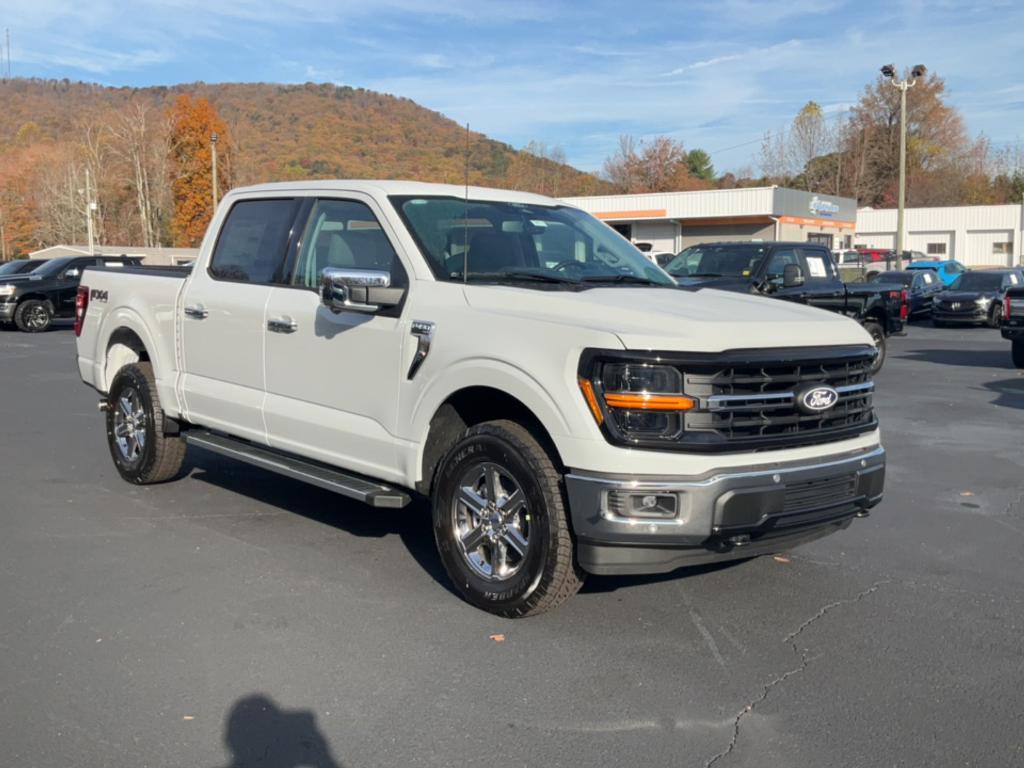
[{"left": 1, "top": 321, "right": 1022, "bottom": 768}]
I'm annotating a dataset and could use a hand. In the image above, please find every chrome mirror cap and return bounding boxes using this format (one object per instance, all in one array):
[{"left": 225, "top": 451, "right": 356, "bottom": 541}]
[{"left": 320, "top": 268, "right": 391, "bottom": 314}]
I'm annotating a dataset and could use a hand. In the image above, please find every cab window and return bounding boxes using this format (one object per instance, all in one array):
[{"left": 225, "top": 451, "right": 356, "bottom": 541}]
[
  {"left": 765, "top": 249, "right": 799, "bottom": 284},
  {"left": 800, "top": 250, "right": 833, "bottom": 281},
  {"left": 291, "top": 199, "right": 407, "bottom": 290},
  {"left": 209, "top": 198, "right": 300, "bottom": 284}
]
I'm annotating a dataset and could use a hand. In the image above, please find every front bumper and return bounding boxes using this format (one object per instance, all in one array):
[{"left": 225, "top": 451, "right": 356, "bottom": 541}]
[
  {"left": 565, "top": 445, "right": 885, "bottom": 575},
  {"left": 0, "top": 300, "right": 15, "bottom": 321},
  {"left": 933, "top": 306, "right": 988, "bottom": 324}
]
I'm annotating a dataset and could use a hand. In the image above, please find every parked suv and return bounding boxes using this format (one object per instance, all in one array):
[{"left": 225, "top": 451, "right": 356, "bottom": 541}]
[
  {"left": 0, "top": 255, "right": 142, "bottom": 332},
  {"left": 75, "top": 181, "right": 886, "bottom": 616}
]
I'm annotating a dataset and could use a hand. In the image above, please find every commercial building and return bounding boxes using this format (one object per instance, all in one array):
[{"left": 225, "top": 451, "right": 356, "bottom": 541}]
[
  {"left": 561, "top": 187, "right": 857, "bottom": 254},
  {"left": 27, "top": 244, "right": 198, "bottom": 266},
  {"left": 854, "top": 204, "right": 1024, "bottom": 267}
]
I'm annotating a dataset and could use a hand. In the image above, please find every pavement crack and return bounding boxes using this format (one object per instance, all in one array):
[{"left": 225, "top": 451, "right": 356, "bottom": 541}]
[{"left": 703, "top": 579, "right": 890, "bottom": 768}]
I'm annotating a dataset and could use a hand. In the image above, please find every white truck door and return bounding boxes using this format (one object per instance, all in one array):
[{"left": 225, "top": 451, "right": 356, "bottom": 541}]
[
  {"left": 262, "top": 196, "right": 408, "bottom": 482},
  {"left": 180, "top": 197, "right": 302, "bottom": 444}
]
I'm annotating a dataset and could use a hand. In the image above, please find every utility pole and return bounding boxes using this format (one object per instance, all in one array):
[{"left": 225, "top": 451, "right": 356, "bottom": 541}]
[
  {"left": 210, "top": 132, "right": 219, "bottom": 212},
  {"left": 85, "top": 168, "right": 95, "bottom": 253},
  {"left": 880, "top": 63, "right": 926, "bottom": 271},
  {"left": 1, "top": 207, "right": 7, "bottom": 262}
]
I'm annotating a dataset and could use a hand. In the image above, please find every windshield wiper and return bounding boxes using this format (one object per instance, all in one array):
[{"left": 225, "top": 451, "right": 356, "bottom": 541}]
[
  {"left": 452, "top": 270, "right": 579, "bottom": 284},
  {"left": 579, "top": 274, "right": 665, "bottom": 286}
]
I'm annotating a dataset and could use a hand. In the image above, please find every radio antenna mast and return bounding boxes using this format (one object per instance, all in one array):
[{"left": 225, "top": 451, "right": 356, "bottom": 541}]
[{"left": 463, "top": 122, "right": 470, "bottom": 284}]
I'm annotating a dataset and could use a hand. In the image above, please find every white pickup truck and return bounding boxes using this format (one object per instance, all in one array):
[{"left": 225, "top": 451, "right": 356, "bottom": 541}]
[{"left": 75, "top": 181, "right": 885, "bottom": 616}]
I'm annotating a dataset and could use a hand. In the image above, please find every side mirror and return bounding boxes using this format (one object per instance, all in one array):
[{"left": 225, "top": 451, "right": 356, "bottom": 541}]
[
  {"left": 783, "top": 263, "right": 805, "bottom": 288},
  {"left": 320, "top": 268, "right": 403, "bottom": 314},
  {"left": 63, "top": 268, "right": 81, "bottom": 280}
]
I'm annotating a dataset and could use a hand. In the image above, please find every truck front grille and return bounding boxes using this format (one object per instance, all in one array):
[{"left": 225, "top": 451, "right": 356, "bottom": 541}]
[{"left": 680, "top": 347, "right": 877, "bottom": 451}]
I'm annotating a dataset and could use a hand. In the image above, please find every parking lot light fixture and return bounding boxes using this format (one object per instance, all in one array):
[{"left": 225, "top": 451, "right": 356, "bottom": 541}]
[
  {"left": 881, "top": 64, "right": 926, "bottom": 271},
  {"left": 211, "top": 132, "right": 220, "bottom": 212}
]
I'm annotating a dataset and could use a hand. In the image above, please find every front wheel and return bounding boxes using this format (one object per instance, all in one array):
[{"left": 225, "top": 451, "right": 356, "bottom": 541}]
[
  {"left": 14, "top": 300, "right": 52, "bottom": 333},
  {"left": 988, "top": 303, "right": 1003, "bottom": 329},
  {"left": 864, "top": 321, "right": 886, "bottom": 374},
  {"left": 431, "top": 420, "right": 584, "bottom": 617},
  {"left": 1013, "top": 339, "right": 1024, "bottom": 369}
]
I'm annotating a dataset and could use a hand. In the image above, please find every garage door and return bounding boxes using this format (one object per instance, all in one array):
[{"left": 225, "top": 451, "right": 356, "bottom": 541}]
[
  {"left": 965, "top": 230, "right": 1014, "bottom": 267},
  {"left": 907, "top": 231, "right": 954, "bottom": 260},
  {"left": 631, "top": 221, "right": 679, "bottom": 254}
]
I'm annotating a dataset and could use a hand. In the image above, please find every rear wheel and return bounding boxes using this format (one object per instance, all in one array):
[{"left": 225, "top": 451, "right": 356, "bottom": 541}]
[
  {"left": 864, "top": 321, "right": 886, "bottom": 374},
  {"left": 1013, "top": 339, "right": 1024, "bottom": 369},
  {"left": 106, "top": 362, "right": 186, "bottom": 484},
  {"left": 431, "top": 420, "right": 584, "bottom": 617},
  {"left": 14, "top": 300, "right": 52, "bottom": 333}
]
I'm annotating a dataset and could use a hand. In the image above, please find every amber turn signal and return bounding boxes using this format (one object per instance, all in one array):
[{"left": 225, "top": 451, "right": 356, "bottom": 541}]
[
  {"left": 578, "top": 377, "right": 604, "bottom": 425},
  {"left": 603, "top": 392, "right": 696, "bottom": 411}
]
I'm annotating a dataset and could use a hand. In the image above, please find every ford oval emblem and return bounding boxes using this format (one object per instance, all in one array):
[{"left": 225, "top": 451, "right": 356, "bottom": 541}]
[{"left": 798, "top": 385, "right": 839, "bottom": 414}]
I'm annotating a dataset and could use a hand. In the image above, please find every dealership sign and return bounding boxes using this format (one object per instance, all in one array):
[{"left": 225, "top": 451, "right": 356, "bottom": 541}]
[{"left": 809, "top": 195, "right": 841, "bottom": 218}]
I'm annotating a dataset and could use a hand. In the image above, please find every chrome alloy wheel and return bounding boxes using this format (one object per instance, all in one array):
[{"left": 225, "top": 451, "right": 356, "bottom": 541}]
[
  {"left": 112, "top": 387, "right": 147, "bottom": 464},
  {"left": 451, "top": 462, "right": 531, "bottom": 581},
  {"left": 25, "top": 304, "right": 49, "bottom": 330}
]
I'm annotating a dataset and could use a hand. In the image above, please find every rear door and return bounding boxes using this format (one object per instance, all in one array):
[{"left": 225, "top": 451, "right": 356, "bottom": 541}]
[
  {"left": 179, "top": 197, "right": 301, "bottom": 443},
  {"left": 53, "top": 258, "right": 94, "bottom": 317},
  {"left": 261, "top": 195, "right": 410, "bottom": 482},
  {"left": 799, "top": 246, "right": 849, "bottom": 316}
]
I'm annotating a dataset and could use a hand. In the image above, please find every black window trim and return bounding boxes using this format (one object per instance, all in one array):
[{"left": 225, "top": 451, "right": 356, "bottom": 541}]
[{"left": 206, "top": 196, "right": 305, "bottom": 287}]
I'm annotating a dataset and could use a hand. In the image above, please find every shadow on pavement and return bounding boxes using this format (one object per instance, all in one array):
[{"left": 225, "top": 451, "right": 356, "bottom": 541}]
[
  {"left": 981, "top": 377, "right": 1024, "bottom": 410},
  {"left": 186, "top": 448, "right": 457, "bottom": 598},
  {"left": 896, "top": 347, "right": 1014, "bottom": 369},
  {"left": 219, "top": 694, "right": 342, "bottom": 768},
  {"left": 582, "top": 558, "right": 751, "bottom": 594}
]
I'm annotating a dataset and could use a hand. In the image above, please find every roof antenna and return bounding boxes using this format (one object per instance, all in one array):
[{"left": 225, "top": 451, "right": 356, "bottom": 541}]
[{"left": 463, "top": 122, "right": 470, "bottom": 284}]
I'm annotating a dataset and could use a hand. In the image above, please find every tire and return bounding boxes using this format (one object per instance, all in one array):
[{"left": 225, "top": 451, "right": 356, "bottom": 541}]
[
  {"left": 105, "top": 362, "right": 186, "bottom": 484},
  {"left": 1013, "top": 339, "right": 1024, "bottom": 369},
  {"left": 988, "top": 303, "right": 1003, "bottom": 329},
  {"left": 864, "top": 321, "right": 886, "bottom": 374},
  {"left": 14, "top": 300, "right": 52, "bottom": 333},
  {"left": 431, "top": 420, "right": 584, "bottom": 617}
]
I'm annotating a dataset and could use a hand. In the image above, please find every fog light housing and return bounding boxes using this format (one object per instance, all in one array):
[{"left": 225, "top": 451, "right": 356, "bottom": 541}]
[{"left": 606, "top": 490, "right": 679, "bottom": 519}]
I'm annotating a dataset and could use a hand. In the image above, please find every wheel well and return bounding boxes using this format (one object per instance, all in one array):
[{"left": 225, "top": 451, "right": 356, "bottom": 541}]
[
  {"left": 418, "top": 386, "right": 562, "bottom": 495},
  {"left": 16, "top": 293, "right": 52, "bottom": 308},
  {"left": 104, "top": 328, "right": 150, "bottom": 391}
]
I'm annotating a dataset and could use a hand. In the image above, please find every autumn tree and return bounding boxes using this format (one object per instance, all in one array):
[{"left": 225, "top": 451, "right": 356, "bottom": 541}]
[
  {"left": 168, "top": 95, "right": 231, "bottom": 247},
  {"left": 603, "top": 135, "right": 711, "bottom": 193}
]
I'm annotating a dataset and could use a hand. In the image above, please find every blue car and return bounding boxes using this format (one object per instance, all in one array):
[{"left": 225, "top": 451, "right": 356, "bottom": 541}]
[{"left": 906, "top": 259, "right": 967, "bottom": 286}]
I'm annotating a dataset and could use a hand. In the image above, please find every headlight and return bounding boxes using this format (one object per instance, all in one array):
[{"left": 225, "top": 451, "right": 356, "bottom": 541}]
[
  {"left": 578, "top": 360, "right": 693, "bottom": 441},
  {"left": 0, "top": 284, "right": 16, "bottom": 297}
]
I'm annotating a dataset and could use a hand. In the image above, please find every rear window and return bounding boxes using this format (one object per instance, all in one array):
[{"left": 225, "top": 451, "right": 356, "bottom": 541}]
[{"left": 209, "top": 199, "right": 299, "bottom": 284}]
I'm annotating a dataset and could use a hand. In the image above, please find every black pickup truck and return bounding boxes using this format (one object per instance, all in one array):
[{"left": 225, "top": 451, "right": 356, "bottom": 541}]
[
  {"left": 664, "top": 242, "right": 907, "bottom": 372},
  {"left": 0, "top": 254, "right": 142, "bottom": 332},
  {"left": 1001, "top": 286, "right": 1024, "bottom": 368}
]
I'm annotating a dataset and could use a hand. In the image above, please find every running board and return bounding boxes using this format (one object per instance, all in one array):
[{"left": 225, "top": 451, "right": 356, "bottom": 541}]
[{"left": 184, "top": 430, "right": 411, "bottom": 509}]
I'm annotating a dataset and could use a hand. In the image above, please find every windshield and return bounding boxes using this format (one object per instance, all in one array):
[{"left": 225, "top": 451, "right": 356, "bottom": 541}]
[
  {"left": 950, "top": 273, "right": 1005, "bottom": 292},
  {"left": 390, "top": 196, "right": 675, "bottom": 287},
  {"left": 875, "top": 272, "right": 914, "bottom": 287},
  {"left": 664, "top": 244, "right": 769, "bottom": 278},
  {"left": 0, "top": 260, "right": 42, "bottom": 276}
]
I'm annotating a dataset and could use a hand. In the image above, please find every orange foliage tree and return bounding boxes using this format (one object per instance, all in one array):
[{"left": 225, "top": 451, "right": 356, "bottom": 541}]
[{"left": 168, "top": 95, "right": 231, "bottom": 247}]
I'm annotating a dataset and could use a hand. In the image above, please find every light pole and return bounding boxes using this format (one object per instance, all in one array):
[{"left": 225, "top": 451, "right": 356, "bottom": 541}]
[
  {"left": 880, "top": 63, "right": 926, "bottom": 271},
  {"left": 83, "top": 167, "right": 96, "bottom": 254},
  {"left": 210, "top": 132, "right": 219, "bottom": 212}
]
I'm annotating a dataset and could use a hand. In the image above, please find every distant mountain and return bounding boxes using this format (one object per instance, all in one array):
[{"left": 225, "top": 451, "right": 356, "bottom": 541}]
[{"left": 0, "top": 78, "right": 608, "bottom": 194}]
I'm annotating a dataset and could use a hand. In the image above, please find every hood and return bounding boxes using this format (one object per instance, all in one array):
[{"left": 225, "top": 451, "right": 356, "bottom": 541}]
[
  {"left": 672, "top": 275, "right": 754, "bottom": 293},
  {"left": 463, "top": 285, "right": 873, "bottom": 352},
  {"left": 940, "top": 290, "right": 999, "bottom": 302},
  {"left": 0, "top": 273, "right": 44, "bottom": 285}
]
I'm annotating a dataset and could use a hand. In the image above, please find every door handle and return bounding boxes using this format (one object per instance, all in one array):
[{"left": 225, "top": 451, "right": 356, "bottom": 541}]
[
  {"left": 184, "top": 304, "right": 208, "bottom": 319},
  {"left": 267, "top": 316, "right": 298, "bottom": 334}
]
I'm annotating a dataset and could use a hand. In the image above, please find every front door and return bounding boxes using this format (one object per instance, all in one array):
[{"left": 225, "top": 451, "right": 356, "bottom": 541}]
[
  {"left": 262, "top": 196, "right": 410, "bottom": 483},
  {"left": 179, "top": 197, "right": 301, "bottom": 443}
]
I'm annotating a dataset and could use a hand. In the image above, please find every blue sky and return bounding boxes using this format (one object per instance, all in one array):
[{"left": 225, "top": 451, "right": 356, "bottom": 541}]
[{"left": 4, "top": 0, "right": 1022, "bottom": 174}]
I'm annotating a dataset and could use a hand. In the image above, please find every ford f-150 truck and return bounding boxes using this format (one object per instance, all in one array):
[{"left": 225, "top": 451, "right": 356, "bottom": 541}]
[{"left": 75, "top": 181, "right": 885, "bottom": 617}]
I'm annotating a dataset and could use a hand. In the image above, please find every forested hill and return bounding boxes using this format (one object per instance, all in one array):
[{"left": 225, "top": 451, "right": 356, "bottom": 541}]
[{"left": 0, "top": 78, "right": 606, "bottom": 193}]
